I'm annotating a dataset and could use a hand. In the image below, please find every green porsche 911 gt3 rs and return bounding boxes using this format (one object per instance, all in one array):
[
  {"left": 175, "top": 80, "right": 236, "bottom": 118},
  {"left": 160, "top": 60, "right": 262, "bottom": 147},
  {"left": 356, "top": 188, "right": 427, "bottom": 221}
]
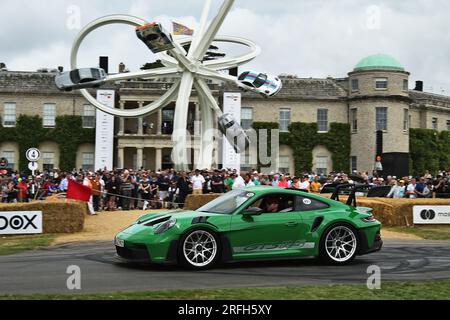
[{"left": 114, "top": 186, "right": 382, "bottom": 269}]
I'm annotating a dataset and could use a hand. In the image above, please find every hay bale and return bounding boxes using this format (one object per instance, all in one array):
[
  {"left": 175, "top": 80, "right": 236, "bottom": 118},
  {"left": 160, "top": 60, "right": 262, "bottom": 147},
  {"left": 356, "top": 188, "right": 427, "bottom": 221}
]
[
  {"left": 375, "top": 198, "right": 450, "bottom": 226},
  {"left": 184, "top": 193, "right": 222, "bottom": 210},
  {"left": 0, "top": 200, "right": 85, "bottom": 234}
]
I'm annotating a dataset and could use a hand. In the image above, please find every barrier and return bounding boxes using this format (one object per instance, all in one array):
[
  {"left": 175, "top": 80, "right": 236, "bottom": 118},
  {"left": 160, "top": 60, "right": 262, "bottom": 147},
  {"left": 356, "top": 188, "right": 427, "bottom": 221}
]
[{"left": 0, "top": 200, "right": 86, "bottom": 234}]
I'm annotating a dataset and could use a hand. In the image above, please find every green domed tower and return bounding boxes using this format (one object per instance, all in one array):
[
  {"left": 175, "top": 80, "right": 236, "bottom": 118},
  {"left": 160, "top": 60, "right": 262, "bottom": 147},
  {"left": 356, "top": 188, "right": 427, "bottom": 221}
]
[{"left": 348, "top": 54, "right": 411, "bottom": 176}]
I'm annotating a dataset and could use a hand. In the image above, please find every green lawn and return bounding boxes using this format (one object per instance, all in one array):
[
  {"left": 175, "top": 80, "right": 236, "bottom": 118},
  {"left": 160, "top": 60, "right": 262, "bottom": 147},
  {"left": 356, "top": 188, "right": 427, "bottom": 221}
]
[
  {"left": 385, "top": 226, "right": 450, "bottom": 240},
  {"left": 2, "top": 280, "right": 450, "bottom": 300},
  {"left": 0, "top": 234, "right": 56, "bottom": 256}
]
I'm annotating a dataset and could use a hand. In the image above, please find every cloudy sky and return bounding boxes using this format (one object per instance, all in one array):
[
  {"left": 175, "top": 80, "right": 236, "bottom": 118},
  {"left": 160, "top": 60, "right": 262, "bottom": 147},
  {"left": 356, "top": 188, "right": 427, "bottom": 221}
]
[{"left": 1, "top": 0, "right": 449, "bottom": 94}]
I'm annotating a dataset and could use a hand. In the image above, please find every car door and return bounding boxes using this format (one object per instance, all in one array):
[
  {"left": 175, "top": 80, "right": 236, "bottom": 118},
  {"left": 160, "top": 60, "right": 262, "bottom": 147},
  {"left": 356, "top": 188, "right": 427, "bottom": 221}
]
[
  {"left": 294, "top": 195, "right": 333, "bottom": 253},
  {"left": 228, "top": 194, "right": 303, "bottom": 259}
]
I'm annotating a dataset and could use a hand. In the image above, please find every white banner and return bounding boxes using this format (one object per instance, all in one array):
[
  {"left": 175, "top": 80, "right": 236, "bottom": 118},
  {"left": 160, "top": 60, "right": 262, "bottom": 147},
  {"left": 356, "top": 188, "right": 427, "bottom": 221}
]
[
  {"left": 95, "top": 90, "right": 115, "bottom": 171},
  {"left": 0, "top": 211, "right": 43, "bottom": 235},
  {"left": 222, "top": 92, "right": 241, "bottom": 172},
  {"left": 413, "top": 205, "right": 450, "bottom": 224}
]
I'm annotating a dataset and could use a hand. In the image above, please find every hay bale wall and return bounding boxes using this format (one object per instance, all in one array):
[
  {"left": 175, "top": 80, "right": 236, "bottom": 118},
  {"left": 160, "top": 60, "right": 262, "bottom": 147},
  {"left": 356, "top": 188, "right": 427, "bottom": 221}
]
[
  {"left": 0, "top": 200, "right": 86, "bottom": 233},
  {"left": 184, "top": 194, "right": 222, "bottom": 210},
  {"left": 335, "top": 196, "right": 450, "bottom": 227}
]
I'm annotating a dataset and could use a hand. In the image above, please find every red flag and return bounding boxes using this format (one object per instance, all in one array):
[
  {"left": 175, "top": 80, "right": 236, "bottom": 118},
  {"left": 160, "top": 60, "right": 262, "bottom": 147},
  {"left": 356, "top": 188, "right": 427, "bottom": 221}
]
[{"left": 67, "top": 179, "right": 92, "bottom": 202}]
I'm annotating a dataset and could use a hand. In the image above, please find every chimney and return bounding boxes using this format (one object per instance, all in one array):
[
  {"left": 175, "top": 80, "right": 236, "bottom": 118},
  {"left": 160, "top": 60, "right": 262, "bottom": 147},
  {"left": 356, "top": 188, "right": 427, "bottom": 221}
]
[
  {"left": 414, "top": 81, "right": 423, "bottom": 92},
  {"left": 58, "top": 66, "right": 64, "bottom": 72},
  {"left": 99, "top": 56, "right": 109, "bottom": 74},
  {"left": 119, "top": 62, "right": 126, "bottom": 73}
]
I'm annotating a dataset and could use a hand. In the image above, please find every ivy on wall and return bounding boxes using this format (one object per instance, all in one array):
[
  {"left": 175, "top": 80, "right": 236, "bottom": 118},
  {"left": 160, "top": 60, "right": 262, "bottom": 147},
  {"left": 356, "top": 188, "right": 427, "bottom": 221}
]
[
  {"left": 0, "top": 115, "right": 95, "bottom": 173},
  {"left": 252, "top": 122, "right": 351, "bottom": 175},
  {"left": 409, "top": 128, "right": 450, "bottom": 176}
]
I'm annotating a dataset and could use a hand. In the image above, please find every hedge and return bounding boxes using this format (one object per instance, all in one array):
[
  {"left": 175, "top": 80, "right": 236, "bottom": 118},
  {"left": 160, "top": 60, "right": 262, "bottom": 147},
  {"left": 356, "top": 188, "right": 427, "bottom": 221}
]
[
  {"left": 252, "top": 122, "right": 351, "bottom": 175},
  {"left": 0, "top": 115, "right": 95, "bottom": 173}
]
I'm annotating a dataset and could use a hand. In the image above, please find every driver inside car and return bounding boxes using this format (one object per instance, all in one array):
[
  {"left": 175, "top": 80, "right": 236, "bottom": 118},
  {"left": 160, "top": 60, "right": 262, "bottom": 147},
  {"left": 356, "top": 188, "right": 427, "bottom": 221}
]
[{"left": 263, "top": 197, "right": 293, "bottom": 213}]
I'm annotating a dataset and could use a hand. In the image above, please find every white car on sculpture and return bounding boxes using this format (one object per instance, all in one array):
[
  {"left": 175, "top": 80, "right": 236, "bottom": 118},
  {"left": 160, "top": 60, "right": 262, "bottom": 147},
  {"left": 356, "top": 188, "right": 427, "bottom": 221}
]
[
  {"left": 237, "top": 71, "right": 282, "bottom": 97},
  {"left": 55, "top": 68, "right": 107, "bottom": 91}
]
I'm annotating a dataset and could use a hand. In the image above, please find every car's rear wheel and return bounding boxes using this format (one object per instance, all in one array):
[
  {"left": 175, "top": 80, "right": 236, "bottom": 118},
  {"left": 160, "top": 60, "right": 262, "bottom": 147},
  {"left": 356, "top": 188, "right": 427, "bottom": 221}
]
[
  {"left": 179, "top": 228, "right": 220, "bottom": 270},
  {"left": 319, "top": 223, "right": 359, "bottom": 264}
]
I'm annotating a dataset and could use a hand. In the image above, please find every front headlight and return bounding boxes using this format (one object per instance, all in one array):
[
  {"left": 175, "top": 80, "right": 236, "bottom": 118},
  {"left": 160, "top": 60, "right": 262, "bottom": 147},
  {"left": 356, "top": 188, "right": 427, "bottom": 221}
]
[{"left": 154, "top": 219, "right": 177, "bottom": 234}]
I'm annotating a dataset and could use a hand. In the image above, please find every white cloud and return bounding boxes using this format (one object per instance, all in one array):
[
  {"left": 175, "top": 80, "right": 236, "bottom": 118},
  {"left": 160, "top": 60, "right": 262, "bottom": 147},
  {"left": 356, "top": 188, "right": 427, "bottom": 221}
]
[{"left": 1, "top": 0, "right": 449, "bottom": 94}]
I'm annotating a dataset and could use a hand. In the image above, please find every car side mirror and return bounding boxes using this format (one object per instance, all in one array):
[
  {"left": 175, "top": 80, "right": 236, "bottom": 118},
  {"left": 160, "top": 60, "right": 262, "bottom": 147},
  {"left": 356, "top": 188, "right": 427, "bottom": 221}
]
[{"left": 243, "top": 207, "right": 263, "bottom": 216}]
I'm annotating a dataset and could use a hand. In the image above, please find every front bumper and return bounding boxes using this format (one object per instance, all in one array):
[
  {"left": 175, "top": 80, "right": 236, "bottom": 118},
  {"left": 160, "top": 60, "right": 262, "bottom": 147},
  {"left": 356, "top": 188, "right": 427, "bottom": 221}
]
[
  {"left": 114, "top": 239, "right": 179, "bottom": 264},
  {"left": 115, "top": 244, "right": 152, "bottom": 263}
]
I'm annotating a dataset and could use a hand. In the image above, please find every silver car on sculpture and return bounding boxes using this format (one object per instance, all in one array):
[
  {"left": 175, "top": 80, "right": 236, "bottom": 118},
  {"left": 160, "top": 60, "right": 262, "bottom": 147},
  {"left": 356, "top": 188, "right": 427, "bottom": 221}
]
[
  {"left": 55, "top": 68, "right": 107, "bottom": 91},
  {"left": 218, "top": 113, "right": 251, "bottom": 154}
]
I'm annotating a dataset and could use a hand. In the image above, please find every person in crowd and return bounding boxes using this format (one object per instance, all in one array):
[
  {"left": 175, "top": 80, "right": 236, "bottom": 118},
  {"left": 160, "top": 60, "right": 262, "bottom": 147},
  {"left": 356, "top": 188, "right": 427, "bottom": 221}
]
[
  {"left": 310, "top": 176, "right": 322, "bottom": 193},
  {"left": 158, "top": 174, "right": 171, "bottom": 208},
  {"left": 139, "top": 174, "right": 151, "bottom": 210},
  {"left": 225, "top": 172, "right": 235, "bottom": 191},
  {"left": 6, "top": 180, "right": 18, "bottom": 203},
  {"left": 105, "top": 174, "right": 120, "bottom": 211},
  {"left": 83, "top": 173, "right": 96, "bottom": 215},
  {"left": 299, "top": 176, "right": 311, "bottom": 192},
  {"left": 91, "top": 174, "right": 102, "bottom": 212},
  {"left": 59, "top": 174, "right": 69, "bottom": 192},
  {"left": 211, "top": 170, "right": 225, "bottom": 193},
  {"left": 278, "top": 175, "right": 289, "bottom": 188},
  {"left": 387, "top": 179, "right": 406, "bottom": 198},
  {"left": 191, "top": 169, "right": 205, "bottom": 195},
  {"left": 232, "top": 172, "right": 246, "bottom": 189},
  {"left": 244, "top": 173, "right": 255, "bottom": 187},
  {"left": 176, "top": 171, "right": 190, "bottom": 209},
  {"left": 415, "top": 177, "right": 431, "bottom": 198},
  {"left": 271, "top": 174, "right": 280, "bottom": 187},
  {"left": 406, "top": 178, "right": 417, "bottom": 199},
  {"left": 120, "top": 170, "right": 133, "bottom": 211},
  {"left": 17, "top": 177, "right": 28, "bottom": 203}
]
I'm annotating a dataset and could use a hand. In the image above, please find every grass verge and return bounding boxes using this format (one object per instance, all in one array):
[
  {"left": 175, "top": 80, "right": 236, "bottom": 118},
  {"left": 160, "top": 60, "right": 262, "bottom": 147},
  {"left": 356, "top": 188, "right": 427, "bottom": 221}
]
[
  {"left": 0, "top": 234, "right": 56, "bottom": 256},
  {"left": 385, "top": 226, "right": 450, "bottom": 240},
  {"left": 1, "top": 280, "right": 450, "bottom": 300}
]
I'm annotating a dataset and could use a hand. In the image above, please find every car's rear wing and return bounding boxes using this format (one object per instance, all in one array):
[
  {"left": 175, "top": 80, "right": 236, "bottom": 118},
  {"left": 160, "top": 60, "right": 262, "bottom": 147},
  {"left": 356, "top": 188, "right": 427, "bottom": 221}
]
[{"left": 330, "top": 183, "right": 374, "bottom": 207}]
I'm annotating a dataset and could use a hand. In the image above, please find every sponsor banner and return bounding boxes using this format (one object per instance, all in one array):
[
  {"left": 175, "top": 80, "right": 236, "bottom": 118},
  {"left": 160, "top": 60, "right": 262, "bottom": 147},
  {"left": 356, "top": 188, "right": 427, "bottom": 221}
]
[
  {"left": 222, "top": 92, "right": 241, "bottom": 172},
  {"left": 95, "top": 90, "right": 115, "bottom": 171},
  {"left": 0, "top": 211, "right": 43, "bottom": 235},
  {"left": 413, "top": 206, "right": 450, "bottom": 224}
]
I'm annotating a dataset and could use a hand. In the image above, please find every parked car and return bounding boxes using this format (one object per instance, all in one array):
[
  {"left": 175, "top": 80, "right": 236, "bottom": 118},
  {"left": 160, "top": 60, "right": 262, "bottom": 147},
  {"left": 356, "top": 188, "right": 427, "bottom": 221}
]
[
  {"left": 237, "top": 71, "right": 282, "bottom": 97},
  {"left": 218, "top": 113, "right": 250, "bottom": 153},
  {"left": 115, "top": 186, "right": 383, "bottom": 269},
  {"left": 136, "top": 22, "right": 175, "bottom": 53},
  {"left": 55, "top": 68, "right": 107, "bottom": 91}
]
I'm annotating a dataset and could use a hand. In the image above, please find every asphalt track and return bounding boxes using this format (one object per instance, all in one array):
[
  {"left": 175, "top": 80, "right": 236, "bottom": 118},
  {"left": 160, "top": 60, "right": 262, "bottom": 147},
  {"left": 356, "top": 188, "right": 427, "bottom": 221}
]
[{"left": 1, "top": 240, "right": 450, "bottom": 295}]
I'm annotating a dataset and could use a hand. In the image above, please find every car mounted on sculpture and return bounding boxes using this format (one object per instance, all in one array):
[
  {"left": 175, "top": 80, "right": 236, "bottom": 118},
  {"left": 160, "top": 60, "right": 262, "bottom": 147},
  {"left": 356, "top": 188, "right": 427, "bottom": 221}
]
[
  {"left": 136, "top": 22, "right": 175, "bottom": 54},
  {"left": 237, "top": 71, "right": 282, "bottom": 97},
  {"left": 218, "top": 113, "right": 251, "bottom": 154},
  {"left": 114, "top": 186, "right": 382, "bottom": 270},
  {"left": 55, "top": 68, "right": 107, "bottom": 91}
]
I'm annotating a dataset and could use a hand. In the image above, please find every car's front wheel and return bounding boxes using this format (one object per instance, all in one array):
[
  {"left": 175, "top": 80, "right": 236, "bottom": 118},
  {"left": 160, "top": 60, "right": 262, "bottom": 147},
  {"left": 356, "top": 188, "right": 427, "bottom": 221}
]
[
  {"left": 319, "top": 223, "right": 359, "bottom": 264},
  {"left": 179, "top": 228, "right": 220, "bottom": 270}
]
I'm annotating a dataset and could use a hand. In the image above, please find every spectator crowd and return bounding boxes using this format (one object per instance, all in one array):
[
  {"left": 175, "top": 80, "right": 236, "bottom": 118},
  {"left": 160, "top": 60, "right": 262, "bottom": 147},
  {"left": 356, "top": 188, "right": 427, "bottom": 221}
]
[{"left": 1, "top": 167, "right": 450, "bottom": 214}]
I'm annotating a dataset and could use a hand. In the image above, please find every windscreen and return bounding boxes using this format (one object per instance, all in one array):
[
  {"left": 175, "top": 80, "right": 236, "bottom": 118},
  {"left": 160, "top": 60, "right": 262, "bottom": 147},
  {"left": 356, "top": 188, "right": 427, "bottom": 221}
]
[{"left": 197, "top": 189, "right": 254, "bottom": 214}]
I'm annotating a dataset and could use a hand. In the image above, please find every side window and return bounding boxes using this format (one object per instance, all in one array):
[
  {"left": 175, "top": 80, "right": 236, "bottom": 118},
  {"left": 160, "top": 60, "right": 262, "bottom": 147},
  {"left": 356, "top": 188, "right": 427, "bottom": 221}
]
[
  {"left": 246, "top": 194, "right": 295, "bottom": 214},
  {"left": 295, "top": 196, "right": 329, "bottom": 211}
]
